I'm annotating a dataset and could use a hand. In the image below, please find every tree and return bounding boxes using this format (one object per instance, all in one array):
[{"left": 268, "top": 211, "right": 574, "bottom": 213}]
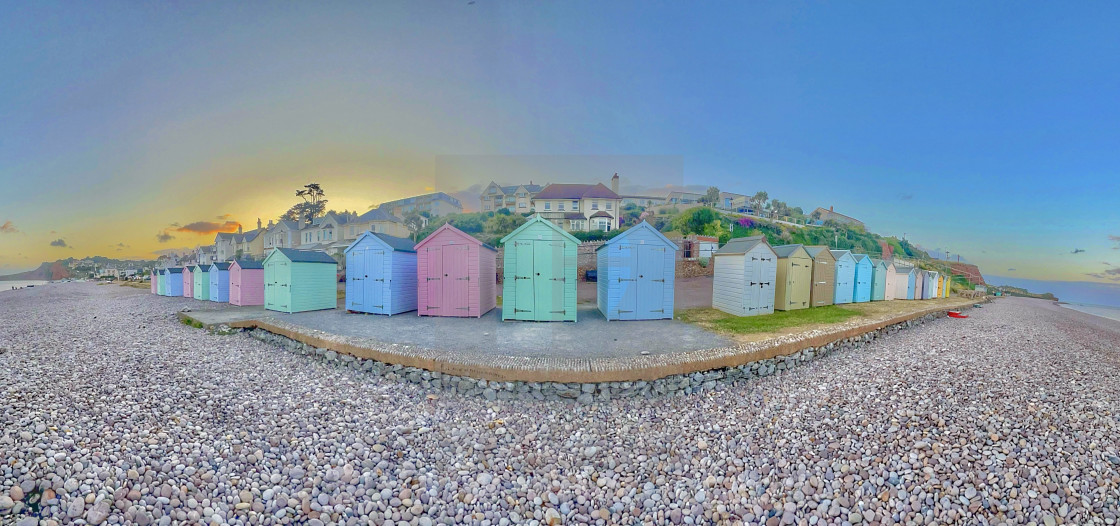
[
  {"left": 751, "top": 191, "right": 768, "bottom": 214},
  {"left": 670, "top": 207, "right": 720, "bottom": 235},
  {"left": 281, "top": 183, "right": 328, "bottom": 221},
  {"left": 402, "top": 212, "right": 425, "bottom": 239},
  {"left": 699, "top": 186, "right": 721, "bottom": 206},
  {"left": 485, "top": 213, "right": 526, "bottom": 237}
]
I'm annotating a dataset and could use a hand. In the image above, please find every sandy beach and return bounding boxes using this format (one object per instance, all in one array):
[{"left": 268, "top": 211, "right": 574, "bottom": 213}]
[{"left": 1, "top": 283, "right": 1118, "bottom": 525}]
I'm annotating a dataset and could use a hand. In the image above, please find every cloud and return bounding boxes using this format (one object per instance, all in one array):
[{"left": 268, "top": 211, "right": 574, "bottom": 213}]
[
  {"left": 1104, "top": 262, "right": 1113, "bottom": 266},
  {"left": 899, "top": 194, "right": 913, "bottom": 201},
  {"left": 49, "top": 230, "right": 56, "bottom": 234},
  {"left": 1111, "top": 235, "right": 1120, "bottom": 249},
  {"left": 1087, "top": 268, "right": 1120, "bottom": 281},
  {"left": 216, "top": 214, "right": 233, "bottom": 220},
  {"left": 1007, "top": 268, "right": 1017, "bottom": 272},
  {"left": 1071, "top": 248, "right": 1085, "bottom": 254},
  {"left": 156, "top": 231, "right": 175, "bottom": 243},
  {"left": 117, "top": 242, "right": 128, "bottom": 248},
  {"left": 49, "top": 238, "right": 68, "bottom": 248},
  {"left": 0, "top": 220, "right": 17, "bottom": 234},
  {"left": 175, "top": 220, "right": 241, "bottom": 235}
]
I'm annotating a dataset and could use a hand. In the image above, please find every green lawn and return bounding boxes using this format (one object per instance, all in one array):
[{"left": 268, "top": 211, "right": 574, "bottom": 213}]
[{"left": 677, "top": 305, "right": 862, "bottom": 335}]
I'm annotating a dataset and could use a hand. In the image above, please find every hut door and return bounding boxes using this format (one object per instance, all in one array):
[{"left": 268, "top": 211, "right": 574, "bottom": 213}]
[
  {"left": 637, "top": 245, "right": 666, "bottom": 318},
  {"left": 276, "top": 261, "right": 289, "bottom": 310},
  {"left": 534, "top": 240, "right": 565, "bottom": 321},
  {"left": 348, "top": 249, "right": 365, "bottom": 309},
  {"left": 512, "top": 241, "right": 536, "bottom": 320},
  {"left": 368, "top": 250, "right": 385, "bottom": 313},
  {"left": 793, "top": 259, "right": 812, "bottom": 307},
  {"left": 425, "top": 247, "right": 444, "bottom": 315},
  {"left": 616, "top": 245, "right": 638, "bottom": 320},
  {"left": 443, "top": 245, "right": 470, "bottom": 315}
]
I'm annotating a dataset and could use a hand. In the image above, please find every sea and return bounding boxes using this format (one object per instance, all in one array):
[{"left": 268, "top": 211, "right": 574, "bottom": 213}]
[
  {"left": 0, "top": 280, "right": 49, "bottom": 294},
  {"left": 1060, "top": 302, "right": 1120, "bottom": 323}
]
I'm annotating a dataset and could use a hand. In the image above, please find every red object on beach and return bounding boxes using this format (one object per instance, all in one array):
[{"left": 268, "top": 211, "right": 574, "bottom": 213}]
[{"left": 948, "top": 311, "right": 968, "bottom": 319}]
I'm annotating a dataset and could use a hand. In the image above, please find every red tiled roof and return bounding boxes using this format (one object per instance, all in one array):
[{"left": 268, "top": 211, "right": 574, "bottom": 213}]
[{"left": 533, "top": 183, "right": 620, "bottom": 200}]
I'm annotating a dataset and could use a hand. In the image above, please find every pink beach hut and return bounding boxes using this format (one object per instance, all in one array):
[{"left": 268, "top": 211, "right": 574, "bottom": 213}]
[
  {"left": 229, "top": 259, "right": 265, "bottom": 307},
  {"left": 182, "top": 266, "right": 194, "bottom": 299},
  {"left": 415, "top": 223, "right": 498, "bottom": 318},
  {"left": 150, "top": 270, "right": 157, "bottom": 294}
]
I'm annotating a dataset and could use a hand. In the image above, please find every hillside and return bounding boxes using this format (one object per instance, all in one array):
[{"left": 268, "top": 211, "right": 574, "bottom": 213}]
[{"left": 0, "top": 261, "right": 73, "bottom": 281}]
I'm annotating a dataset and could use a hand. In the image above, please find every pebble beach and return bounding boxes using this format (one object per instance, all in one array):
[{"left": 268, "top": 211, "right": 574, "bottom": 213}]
[{"left": 2, "top": 284, "right": 1119, "bottom": 525}]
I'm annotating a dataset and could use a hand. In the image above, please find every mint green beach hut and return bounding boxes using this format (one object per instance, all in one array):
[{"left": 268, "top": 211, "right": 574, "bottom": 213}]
[
  {"left": 157, "top": 269, "right": 167, "bottom": 295},
  {"left": 263, "top": 248, "right": 339, "bottom": 313},
  {"left": 500, "top": 215, "right": 579, "bottom": 322},
  {"left": 192, "top": 264, "right": 210, "bottom": 301}
]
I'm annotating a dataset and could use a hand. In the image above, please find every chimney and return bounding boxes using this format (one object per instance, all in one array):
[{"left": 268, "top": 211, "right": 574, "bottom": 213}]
[
  {"left": 268, "top": 219, "right": 274, "bottom": 228},
  {"left": 829, "top": 206, "right": 834, "bottom": 212},
  {"left": 237, "top": 224, "right": 243, "bottom": 234},
  {"left": 257, "top": 218, "right": 262, "bottom": 230},
  {"left": 611, "top": 173, "right": 619, "bottom": 194}
]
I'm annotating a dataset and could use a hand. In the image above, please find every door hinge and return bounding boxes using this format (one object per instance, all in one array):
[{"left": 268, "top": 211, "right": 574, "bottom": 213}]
[
  {"left": 514, "top": 276, "right": 530, "bottom": 280},
  {"left": 456, "top": 277, "right": 469, "bottom": 281},
  {"left": 427, "top": 277, "right": 440, "bottom": 281},
  {"left": 550, "top": 310, "right": 565, "bottom": 314},
  {"left": 652, "top": 279, "right": 665, "bottom": 282},
  {"left": 619, "top": 278, "right": 636, "bottom": 282},
  {"left": 373, "top": 305, "right": 384, "bottom": 309},
  {"left": 514, "top": 309, "right": 531, "bottom": 313},
  {"left": 456, "top": 307, "right": 470, "bottom": 310},
  {"left": 649, "top": 309, "right": 664, "bottom": 313},
  {"left": 550, "top": 277, "right": 565, "bottom": 282}
]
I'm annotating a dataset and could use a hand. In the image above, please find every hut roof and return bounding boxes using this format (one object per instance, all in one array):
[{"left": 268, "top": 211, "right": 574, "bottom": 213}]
[
  {"left": 168, "top": 267, "right": 183, "bottom": 274},
  {"left": 598, "top": 221, "right": 678, "bottom": 251},
  {"left": 415, "top": 223, "right": 496, "bottom": 252},
  {"left": 210, "top": 262, "right": 231, "bottom": 271},
  {"left": 371, "top": 233, "right": 416, "bottom": 252},
  {"left": 273, "top": 248, "right": 338, "bottom": 264},
  {"left": 234, "top": 259, "right": 264, "bottom": 270},
  {"left": 853, "top": 254, "right": 870, "bottom": 263},
  {"left": 772, "top": 244, "right": 807, "bottom": 258},
  {"left": 500, "top": 215, "right": 580, "bottom": 245},
  {"left": 715, "top": 236, "right": 770, "bottom": 255},
  {"left": 829, "top": 249, "right": 854, "bottom": 260},
  {"left": 804, "top": 246, "right": 833, "bottom": 258}
]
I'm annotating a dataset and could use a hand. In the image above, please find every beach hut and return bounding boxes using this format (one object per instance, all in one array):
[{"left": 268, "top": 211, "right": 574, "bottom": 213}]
[
  {"left": 852, "top": 254, "right": 873, "bottom": 303},
  {"left": 182, "top": 266, "right": 194, "bottom": 299},
  {"left": 500, "top": 215, "right": 579, "bottom": 322},
  {"left": 595, "top": 221, "right": 678, "bottom": 321},
  {"left": 883, "top": 260, "right": 897, "bottom": 301},
  {"left": 870, "top": 258, "right": 889, "bottom": 301},
  {"left": 150, "top": 270, "right": 157, "bottom": 294},
  {"left": 192, "top": 265, "right": 210, "bottom": 301},
  {"left": 416, "top": 224, "right": 497, "bottom": 318},
  {"left": 943, "top": 275, "right": 952, "bottom": 298},
  {"left": 894, "top": 265, "right": 916, "bottom": 300},
  {"left": 165, "top": 268, "right": 184, "bottom": 296},
  {"left": 913, "top": 269, "right": 926, "bottom": 300},
  {"left": 229, "top": 259, "right": 265, "bottom": 306},
  {"left": 803, "top": 246, "right": 836, "bottom": 308},
  {"left": 925, "top": 271, "right": 939, "bottom": 299},
  {"left": 344, "top": 232, "right": 418, "bottom": 315},
  {"left": 712, "top": 236, "right": 778, "bottom": 317},
  {"left": 263, "top": 248, "right": 338, "bottom": 313},
  {"left": 156, "top": 269, "right": 167, "bottom": 296},
  {"left": 830, "top": 250, "right": 856, "bottom": 305},
  {"left": 209, "top": 262, "right": 231, "bottom": 303},
  {"left": 772, "top": 244, "right": 813, "bottom": 311}
]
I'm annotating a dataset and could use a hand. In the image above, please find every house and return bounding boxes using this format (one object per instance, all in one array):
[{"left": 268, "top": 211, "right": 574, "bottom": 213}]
[
  {"left": 209, "top": 262, "right": 231, "bottom": 303},
  {"left": 894, "top": 265, "right": 916, "bottom": 300},
  {"left": 263, "top": 219, "right": 301, "bottom": 254},
  {"left": 183, "top": 266, "right": 194, "bottom": 299},
  {"left": 165, "top": 268, "right": 184, "bottom": 296},
  {"left": 870, "top": 258, "right": 889, "bottom": 301},
  {"left": 830, "top": 250, "right": 856, "bottom": 304},
  {"left": 349, "top": 208, "right": 410, "bottom": 240},
  {"left": 480, "top": 181, "right": 546, "bottom": 213},
  {"left": 415, "top": 223, "right": 497, "bottom": 318},
  {"left": 682, "top": 235, "right": 719, "bottom": 260},
  {"left": 532, "top": 182, "right": 623, "bottom": 232},
  {"left": 214, "top": 232, "right": 239, "bottom": 262},
  {"left": 772, "top": 245, "right": 813, "bottom": 311},
  {"left": 852, "top": 254, "right": 873, "bottom": 303},
  {"left": 192, "top": 264, "right": 210, "bottom": 301},
  {"left": 882, "top": 260, "right": 898, "bottom": 301},
  {"left": 263, "top": 248, "right": 339, "bottom": 313},
  {"left": 812, "top": 206, "right": 865, "bottom": 229},
  {"left": 718, "top": 192, "right": 750, "bottom": 210},
  {"left": 229, "top": 259, "right": 265, "bottom": 307},
  {"left": 377, "top": 192, "right": 463, "bottom": 218},
  {"left": 197, "top": 245, "right": 217, "bottom": 266},
  {"left": 344, "top": 232, "right": 418, "bottom": 316},
  {"left": 666, "top": 191, "right": 703, "bottom": 205},
  {"left": 712, "top": 236, "right": 778, "bottom": 317},
  {"left": 620, "top": 195, "right": 668, "bottom": 208},
  {"left": 595, "top": 221, "right": 678, "bottom": 321},
  {"left": 500, "top": 215, "right": 579, "bottom": 322},
  {"left": 803, "top": 246, "right": 836, "bottom": 307},
  {"left": 297, "top": 212, "right": 354, "bottom": 251}
]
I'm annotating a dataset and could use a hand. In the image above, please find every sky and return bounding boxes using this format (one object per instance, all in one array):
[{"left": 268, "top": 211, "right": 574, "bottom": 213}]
[{"left": 1, "top": 1, "right": 1119, "bottom": 291}]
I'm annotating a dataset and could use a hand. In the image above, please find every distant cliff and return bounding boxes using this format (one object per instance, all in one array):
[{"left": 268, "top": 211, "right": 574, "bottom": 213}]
[{"left": 0, "top": 261, "right": 73, "bottom": 281}]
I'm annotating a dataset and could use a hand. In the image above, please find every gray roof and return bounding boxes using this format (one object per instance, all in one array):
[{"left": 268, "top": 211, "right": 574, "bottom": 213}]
[
  {"left": 371, "top": 233, "right": 416, "bottom": 252},
  {"left": 210, "top": 262, "right": 231, "bottom": 270},
  {"left": 772, "top": 244, "right": 806, "bottom": 258},
  {"left": 499, "top": 183, "right": 544, "bottom": 194},
  {"left": 274, "top": 248, "right": 337, "bottom": 264},
  {"left": 234, "top": 259, "right": 263, "bottom": 270},
  {"left": 853, "top": 254, "right": 870, "bottom": 263},
  {"left": 167, "top": 267, "right": 182, "bottom": 274},
  {"left": 715, "top": 236, "right": 769, "bottom": 255},
  {"left": 894, "top": 264, "right": 914, "bottom": 273},
  {"left": 241, "top": 230, "right": 261, "bottom": 242},
  {"left": 829, "top": 250, "right": 853, "bottom": 260},
  {"left": 355, "top": 207, "right": 402, "bottom": 223},
  {"left": 804, "top": 246, "right": 833, "bottom": 259}
]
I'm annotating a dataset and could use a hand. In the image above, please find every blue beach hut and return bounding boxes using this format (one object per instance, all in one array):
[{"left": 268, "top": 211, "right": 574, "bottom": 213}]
[
  {"left": 870, "top": 258, "right": 889, "bottom": 301},
  {"left": 344, "top": 231, "right": 418, "bottom": 315},
  {"left": 595, "top": 221, "right": 678, "bottom": 321},
  {"left": 165, "top": 268, "right": 184, "bottom": 296},
  {"left": 829, "top": 250, "right": 856, "bottom": 304},
  {"left": 852, "top": 254, "right": 873, "bottom": 303},
  {"left": 209, "top": 262, "right": 231, "bottom": 303}
]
